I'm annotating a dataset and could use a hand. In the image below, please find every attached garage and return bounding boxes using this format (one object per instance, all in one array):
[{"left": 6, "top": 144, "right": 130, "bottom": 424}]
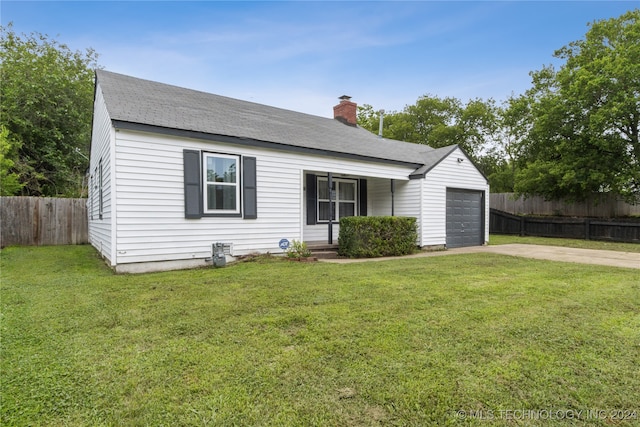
[{"left": 446, "top": 188, "right": 485, "bottom": 248}]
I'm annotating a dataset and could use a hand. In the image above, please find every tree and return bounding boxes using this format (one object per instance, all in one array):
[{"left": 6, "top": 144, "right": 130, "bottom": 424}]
[
  {"left": 0, "top": 125, "right": 24, "bottom": 195},
  {"left": 0, "top": 24, "right": 99, "bottom": 197},
  {"left": 358, "top": 95, "right": 497, "bottom": 162},
  {"left": 480, "top": 95, "right": 533, "bottom": 193},
  {"left": 514, "top": 9, "right": 640, "bottom": 203},
  {"left": 357, "top": 104, "right": 382, "bottom": 134}
]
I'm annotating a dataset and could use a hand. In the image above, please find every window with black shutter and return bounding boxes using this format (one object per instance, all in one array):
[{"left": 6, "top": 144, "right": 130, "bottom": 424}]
[{"left": 183, "top": 150, "right": 257, "bottom": 219}]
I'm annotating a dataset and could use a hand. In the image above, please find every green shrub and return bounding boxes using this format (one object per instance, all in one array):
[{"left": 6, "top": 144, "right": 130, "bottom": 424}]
[
  {"left": 338, "top": 216, "right": 418, "bottom": 258},
  {"left": 286, "top": 240, "right": 312, "bottom": 258}
]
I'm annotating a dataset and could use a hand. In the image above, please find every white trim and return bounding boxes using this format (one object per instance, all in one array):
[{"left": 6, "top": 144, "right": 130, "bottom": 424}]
[
  {"left": 299, "top": 169, "right": 305, "bottom": 242},
  {"left": 419, "top": 178, "right": 424, "bottom": 245},
  {"left": 202, "top": 152, "right": 241, "bottom": 215},
  {"left": 109, "top": 126, "right": 117, "bottom": 266},
  {"left": 317, "top": 176, "right": 358, "bottom": 223}
]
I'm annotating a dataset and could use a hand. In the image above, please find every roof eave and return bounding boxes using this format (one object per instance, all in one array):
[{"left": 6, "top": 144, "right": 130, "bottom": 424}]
[
  {"left": 409, "top": 145, "right": 490, "bottom": 184},
  {"left": 112, "top": 120, "right": 424, "bottom": 169},
  {"left": 409, "top": 145, "right": 460, "bottom": 179}
]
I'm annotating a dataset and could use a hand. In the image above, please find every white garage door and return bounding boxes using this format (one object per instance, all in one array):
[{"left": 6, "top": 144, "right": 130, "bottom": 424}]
[{"left": 446, "top": 189, "right": 484, "bottom": 248}]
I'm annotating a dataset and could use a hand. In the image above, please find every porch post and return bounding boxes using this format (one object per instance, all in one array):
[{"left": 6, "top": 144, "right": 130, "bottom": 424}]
[
  {"left": 328, "top": 172, "right": 333, "bottom": 244},
  {"left": 391, "top": 179, "right": 395, "bottom": 216}
]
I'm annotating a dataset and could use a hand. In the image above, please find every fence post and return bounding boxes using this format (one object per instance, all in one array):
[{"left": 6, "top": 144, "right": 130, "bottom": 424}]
[
  {"left": 520, "top": 216, "right": 525, "bottom": 236},
  {"left": 585, "top": 218, "right": 590, "bottom": 240}
]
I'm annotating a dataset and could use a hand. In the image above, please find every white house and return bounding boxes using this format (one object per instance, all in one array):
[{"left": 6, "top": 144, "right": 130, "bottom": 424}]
[{"left": 89, "top": 70, "right": 489, "bottom": 273}]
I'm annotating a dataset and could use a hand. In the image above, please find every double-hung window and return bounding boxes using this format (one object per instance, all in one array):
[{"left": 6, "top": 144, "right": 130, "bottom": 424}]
[
  {"left": 183, "top": 149, "right": 256, "bottom": 219},
  {"left": 317, "top": 177, "right": 357, "bottom": 222},
  {"left": 203, "top": 153, "right": 240, "bottom": 214}
]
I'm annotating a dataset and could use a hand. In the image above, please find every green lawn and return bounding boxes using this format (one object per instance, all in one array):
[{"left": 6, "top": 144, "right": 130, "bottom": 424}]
[
  {"left": 490, "top": 234, "right": 640, "bottom": 253},
  {"left": 1, "top": 245, "right": 639, "bottom": 426}
]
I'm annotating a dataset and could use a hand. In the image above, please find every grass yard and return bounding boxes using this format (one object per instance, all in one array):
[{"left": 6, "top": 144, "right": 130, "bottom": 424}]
[
  {"left": 489, "top": 234, "right": 640, "bottom": 253},
  {"left": 1, "top": 245, "right": 639, "bottom": 426}
]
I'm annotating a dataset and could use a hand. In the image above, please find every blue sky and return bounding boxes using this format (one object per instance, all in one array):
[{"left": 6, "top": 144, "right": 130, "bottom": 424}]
[{"left": 2, "top": 1, "right": 636, "bottom": 117}]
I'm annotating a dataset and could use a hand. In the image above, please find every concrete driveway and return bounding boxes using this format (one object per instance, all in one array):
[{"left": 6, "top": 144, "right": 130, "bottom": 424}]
[{"left": 321, "top": 244, "right": 640, "bottom": 269}]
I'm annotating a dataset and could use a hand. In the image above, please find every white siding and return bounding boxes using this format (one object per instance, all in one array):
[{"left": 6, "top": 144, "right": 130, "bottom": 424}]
[
  {"left": 393, "top": 180, "right": 422, "bottom": 243},
  {"left": 369, "top": 178, "right": 392, "bottom": 216},
  {"left": 112, "top": 130, "right": 416, "bottom": 265},
  {"left": 393, "top": 180, "right": 421, "bottom": 217},
  {"left": 420, "top": 148, "right": 490, "bottom": 247},
  {"left": 113, "top": 131, "right": 296, "bottom": 264},
  {"left": 88, "top": 85, "right": 114, "bottom": 264},
  {"left": 99, "top": 123, "right": 488, "bottom": 269},
  {"left": 367, "top": 178, "right": 422, "bottom": 244}
]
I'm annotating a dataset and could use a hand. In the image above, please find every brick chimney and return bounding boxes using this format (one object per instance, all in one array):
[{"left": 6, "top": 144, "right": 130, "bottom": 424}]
[{"left": 333, "top": 95, "right": 357, "bottom": 127}]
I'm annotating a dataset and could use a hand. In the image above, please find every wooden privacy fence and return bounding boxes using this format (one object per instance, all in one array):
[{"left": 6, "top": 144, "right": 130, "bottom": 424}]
[
  {"left": 490, "top": 209, "right": 640, "bottom": 243},
  {"left": 0, "top": 197, "right": 88, "bottom": 247},
  {"left": 490, "top": 193, "right": 640, "bottom": 218}
]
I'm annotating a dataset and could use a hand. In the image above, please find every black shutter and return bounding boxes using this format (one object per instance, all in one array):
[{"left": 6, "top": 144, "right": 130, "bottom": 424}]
[
  {"left": 359, "top": 178, "right": 367, "bottom": 216},
  {"left": 183, "top": 149, "right": 202, "bottom": 219},
  {"left": 243, "top": 157, "right": 257, "bottom": 219},
  {"left": 306, "top": 173, "right": 317, "bottom": 225}
]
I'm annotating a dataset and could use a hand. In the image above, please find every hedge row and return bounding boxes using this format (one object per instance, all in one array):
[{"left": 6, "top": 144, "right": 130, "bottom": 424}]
[{"left": 338, "top": 216, "right": 418, "bottom": 258}]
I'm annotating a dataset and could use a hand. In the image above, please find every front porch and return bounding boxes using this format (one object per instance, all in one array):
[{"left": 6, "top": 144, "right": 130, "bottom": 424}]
[{"left": 303, "top": 171, "right": 413, "bottom": 245}]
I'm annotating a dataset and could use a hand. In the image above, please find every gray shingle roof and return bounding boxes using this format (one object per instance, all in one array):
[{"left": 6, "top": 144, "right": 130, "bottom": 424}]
[
  {"left": 96, "top": 70, "right": 455, "bottom": 171},
  {"left": 409, "top": 145, "right": 460, "bottom": 178}
]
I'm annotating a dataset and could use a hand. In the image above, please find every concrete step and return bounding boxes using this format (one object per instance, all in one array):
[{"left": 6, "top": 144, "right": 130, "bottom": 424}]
[
  {"left": 305, "top": 243, "right": 339, "bottom": 260},
  {"left": 306, "top": 243, "right": 338, "bottom": 251},
  {"left": 311, "top": 250, "right": 339, "bottom": 259}
]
